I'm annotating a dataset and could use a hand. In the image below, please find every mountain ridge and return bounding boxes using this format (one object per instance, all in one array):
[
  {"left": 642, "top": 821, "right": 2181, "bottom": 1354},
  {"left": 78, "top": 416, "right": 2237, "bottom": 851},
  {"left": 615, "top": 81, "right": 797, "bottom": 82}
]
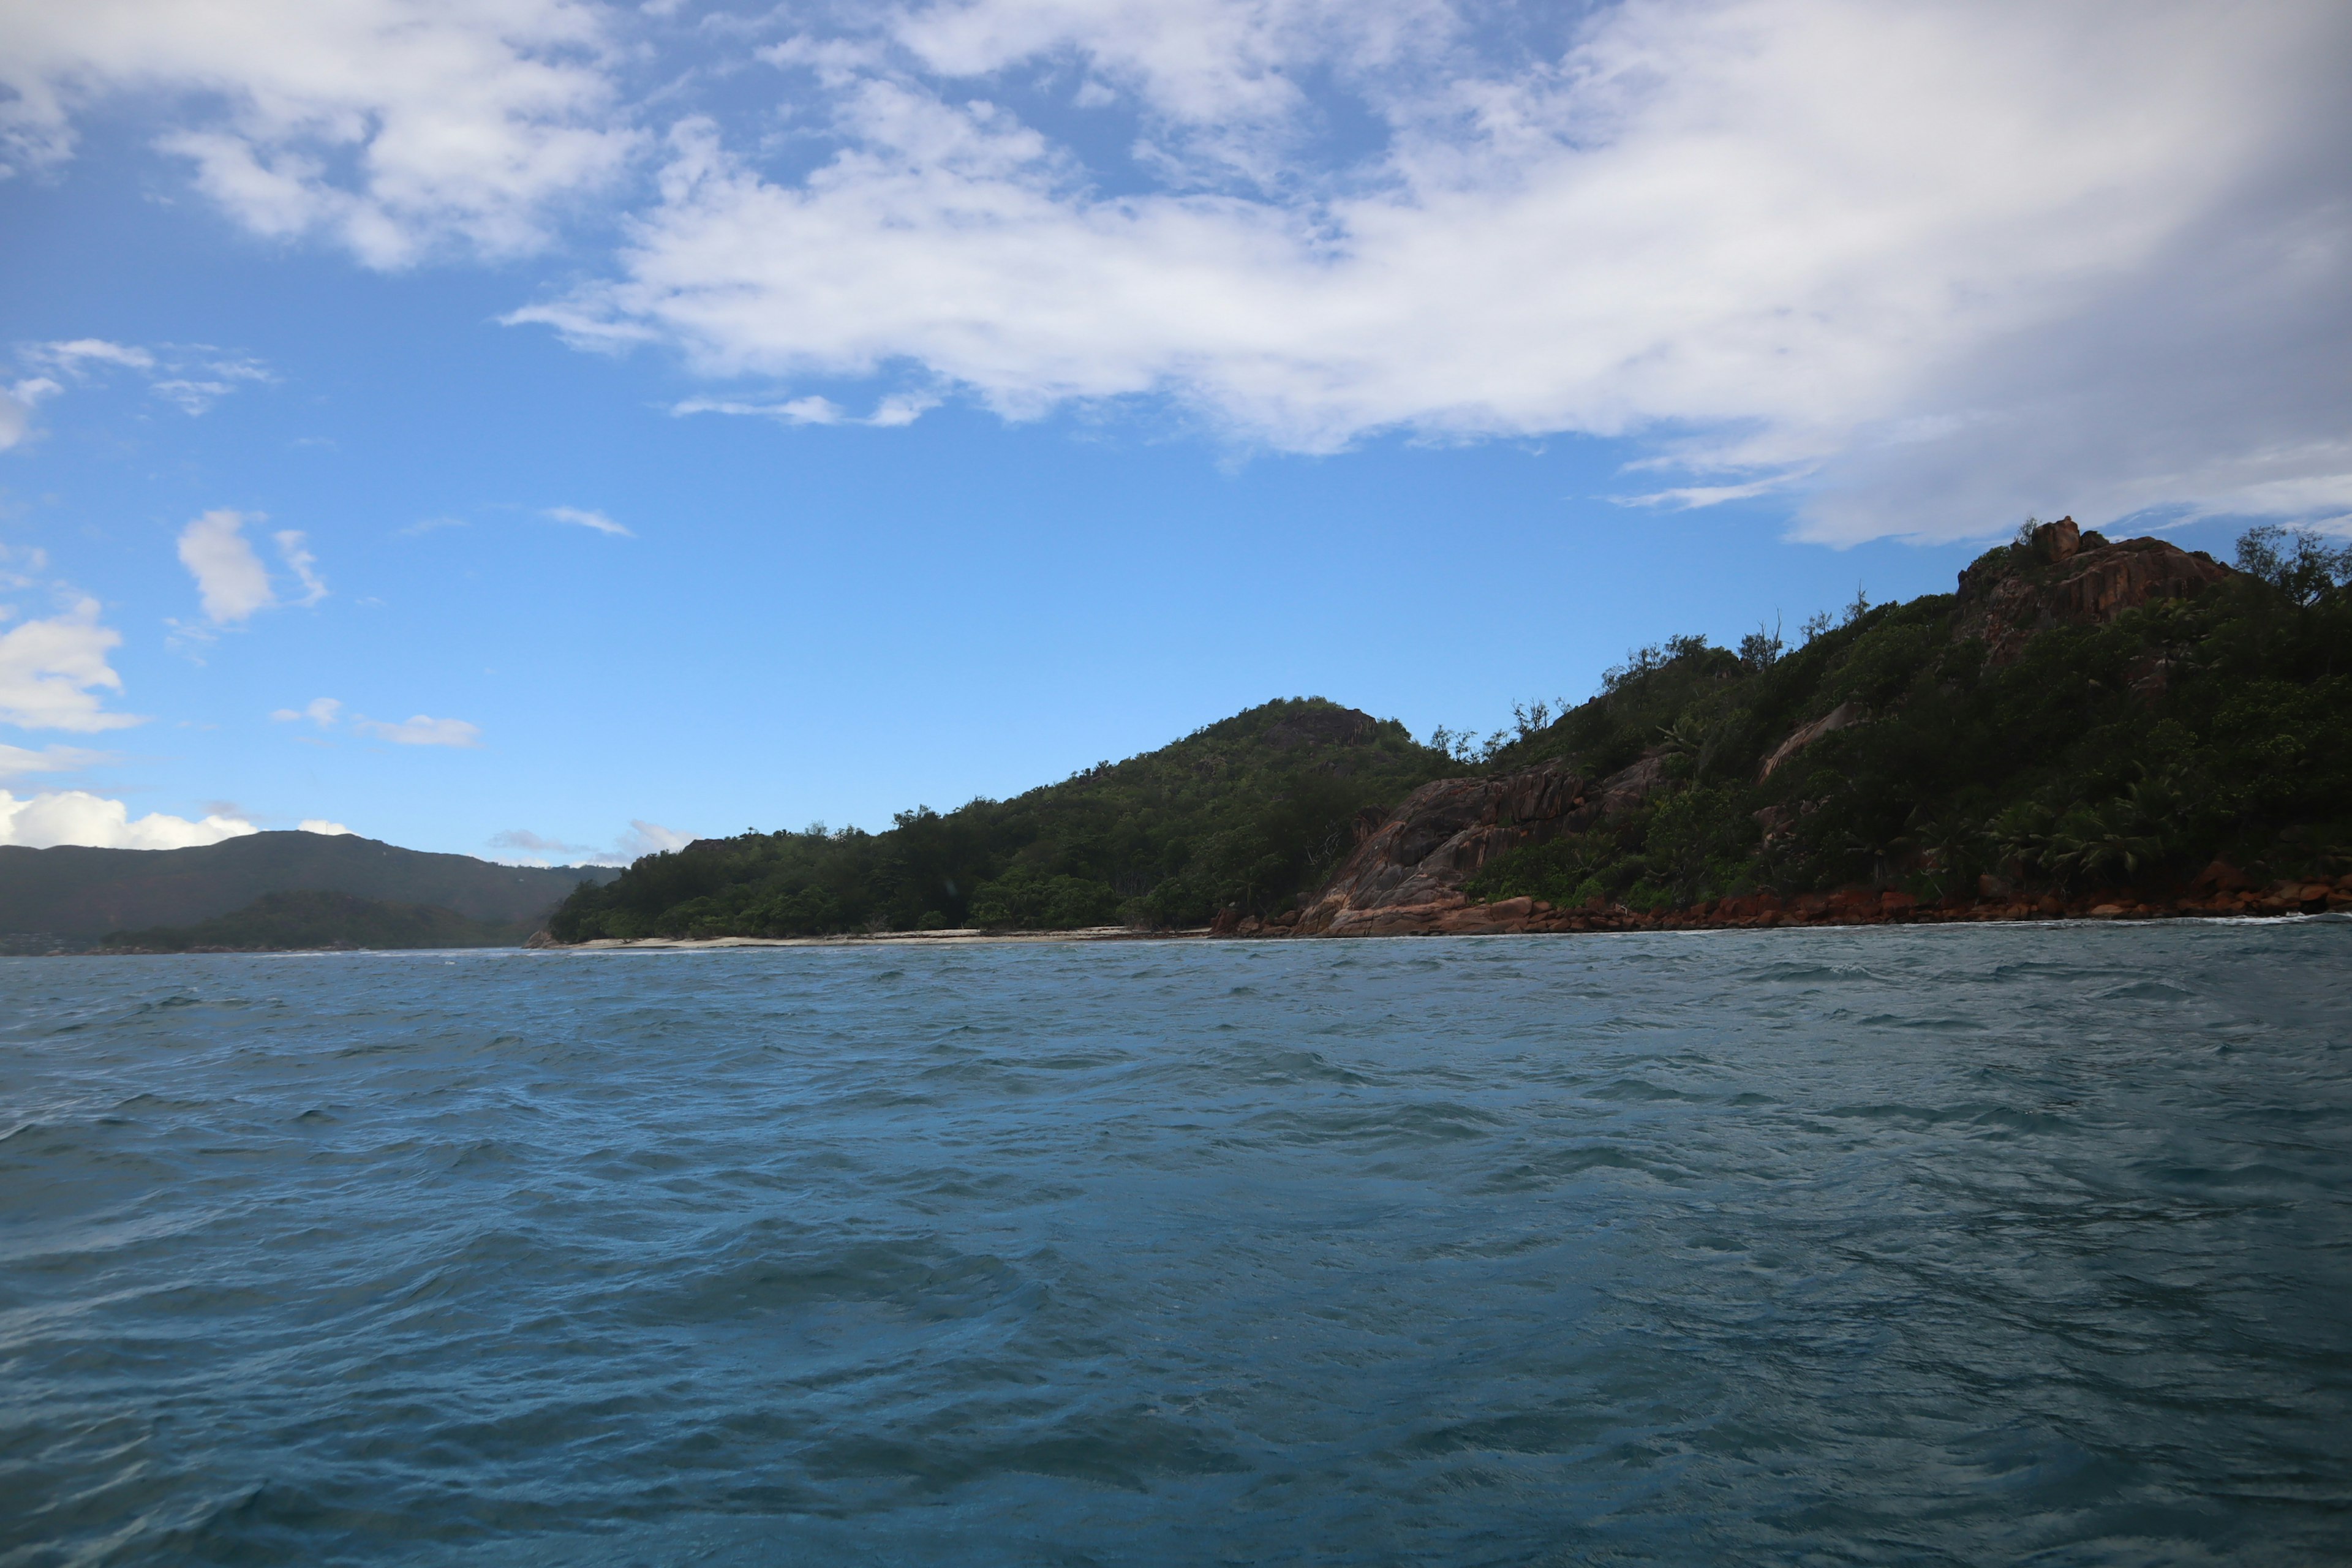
[{"left": 0, "top": 831, "right": 616, "bottom": 943}]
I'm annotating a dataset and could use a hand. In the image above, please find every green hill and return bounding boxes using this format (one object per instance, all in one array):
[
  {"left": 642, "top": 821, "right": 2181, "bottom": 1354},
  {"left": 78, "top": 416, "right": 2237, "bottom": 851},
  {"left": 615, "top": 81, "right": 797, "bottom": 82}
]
[
  {"left": 1460, "top": 521, "right": 2350, "bottom": 911},
  {"left": 552, "top": 702, "right": 1457, "bottom": 940},
  {"left": 100, "top": 889, "right": 525, "bottom": 952},
  {"left": 552, "top": 520, "right": 2351, "bottom": 940},
  {"left": 0, "top": 831, "right": 615, "bottom": 941}
]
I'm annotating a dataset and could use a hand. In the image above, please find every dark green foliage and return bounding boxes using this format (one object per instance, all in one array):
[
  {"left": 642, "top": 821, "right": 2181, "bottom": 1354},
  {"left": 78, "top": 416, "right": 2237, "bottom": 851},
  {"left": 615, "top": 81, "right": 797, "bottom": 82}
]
[
  {"left": 551, "top": 699, "right": 1457, "bottom": 939},
  {"left": 560, "top": 528, "right": 2352, "bottom": 940},
  {"left": 1468, "top": 527, "right": 2352, "bottom": 906},
  {"left": 102, "top": 889, "right": 524, "bottom": 951}
]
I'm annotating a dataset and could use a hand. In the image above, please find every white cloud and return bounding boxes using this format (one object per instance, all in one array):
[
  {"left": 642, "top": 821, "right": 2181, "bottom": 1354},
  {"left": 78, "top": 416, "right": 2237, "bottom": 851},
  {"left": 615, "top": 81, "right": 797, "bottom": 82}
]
[
  {"left": 275, "top": 530, "right": 329, "bottom": 605},
  {"left": 0, "top": 789, "right": 255, "bottom": 849},
  {"left": 6, "top": 341, "right": 270, "bottom": 433},
  {"left": 24, "top": 338, "right": 154, "bottom": 372},
  {"left": 489, "top": 826, "right": 586, "bottom": 858},
  {"left": 298, "top": 818, "right": 353, "bottom": 834},
  {"left": 506, "top": 0, "right": 2351, "bottom": 543},
  {"left": 671, "top": 391, "right": 940, "bottom": 428},
  {"left": 175, "top": 510, "right": 330, "bottom": 627},
  {"left": 14, "top": 1, "right": 2345, "bottom": 542},
  {"left": 491, "top": 817, "right": 690, "bottom": 865},
  {"left": 0, "top": 741, "right": 115, "bottom": 780},
  {"left": 544, "top": 505, "right": 632, "bottom": 536},
  {"left": 353, "top": 713, "right": 482, "bottom": 746},
  {"left": 0, "top": 0, "right": 640, "bottom": 267},
  {"left": 177, "top": 509, "right": 278, "bottom": 624},
  {"left": 271, "top": 696, "right": 342, "bottom": 726},
  {"left": 0, "top": 596, "right": 146, "bottom": 732},
  {"left": 619, "top": 818, "right": 689, "bottom": 858},
  {"left": 0, "top": 379, "right": 59, "bottom": 451}
]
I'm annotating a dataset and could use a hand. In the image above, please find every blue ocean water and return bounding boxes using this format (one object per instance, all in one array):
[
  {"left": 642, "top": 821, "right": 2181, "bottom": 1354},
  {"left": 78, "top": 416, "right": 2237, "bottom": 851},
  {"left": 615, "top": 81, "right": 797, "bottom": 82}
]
[{"left": 2, "top": 922, "right": 2348, "bottom": 1567}]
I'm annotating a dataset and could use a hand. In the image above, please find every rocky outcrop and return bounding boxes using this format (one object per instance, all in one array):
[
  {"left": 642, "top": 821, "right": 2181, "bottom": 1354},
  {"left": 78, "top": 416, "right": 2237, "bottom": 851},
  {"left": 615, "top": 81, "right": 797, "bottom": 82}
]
[
  {"left": 1266, "top": 870, "right": 2352, "bottom": 941},
  {"left": 1294, "top": 755, "right": 1674, "bottom": 937},
  {"left": 1954, "top": 518, "right": 2231, "bottom": 666},
  {"left": 1758, "top": 700, "right": 1865, "bottom": 780}
]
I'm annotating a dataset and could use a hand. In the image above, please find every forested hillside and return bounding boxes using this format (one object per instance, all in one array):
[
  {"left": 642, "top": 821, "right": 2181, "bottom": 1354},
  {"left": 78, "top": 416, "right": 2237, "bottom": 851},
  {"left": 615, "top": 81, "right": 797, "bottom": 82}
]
[
  {"left": 1457, "top": 521, "right": 2350, "bottom": 913},
  {"left": 101, "top": 890, "right": 524, "bottom": 952},
  {"left": 551, "top": 704, "right": 1457, "bottom": 940},
  {"left": 552, "top": 521, "right": 2352, "bottom": 940}
]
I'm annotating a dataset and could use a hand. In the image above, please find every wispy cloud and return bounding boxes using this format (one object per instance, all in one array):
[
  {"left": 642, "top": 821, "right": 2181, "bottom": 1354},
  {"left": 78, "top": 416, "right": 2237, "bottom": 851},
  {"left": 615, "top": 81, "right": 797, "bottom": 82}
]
[
  {"left": 671, "top": 393, "right": 939, "bottom": 428},
  {"left": 0, "top": 741, "right": 116, "bottom": 780},
  {"left": 353, "top": 713, "right": 481, "bottom": 747},
  {"left": 26, "top": 339, "right": 154, "bottom": 373},
  {"left": 275, "top": 530, "right": 328, "bottom": 605},
  {"left": 544, "top": 505, "right": 632, "bottom": 537},
  {"left": 270, "top": 696, "right": 342, "bottom": 727},
  {"left": 10, "top": 339, "right": 273, "bottom": 424},
  {"left": 490, "top": 818, "right": 690, "bottom": 867}
]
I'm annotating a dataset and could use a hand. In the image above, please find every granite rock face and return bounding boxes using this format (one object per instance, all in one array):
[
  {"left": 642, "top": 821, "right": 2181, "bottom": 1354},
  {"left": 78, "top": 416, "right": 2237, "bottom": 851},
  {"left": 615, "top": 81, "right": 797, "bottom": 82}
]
[
  {"left": 1295, "top": 756, "right": 1673, "bottom": 936},
  {"left": 1758, "top": 700, "right": 1866, "bottom": 780},
  {"left": 1953, "top": 517, "right": 2231, "bottom": 666}
]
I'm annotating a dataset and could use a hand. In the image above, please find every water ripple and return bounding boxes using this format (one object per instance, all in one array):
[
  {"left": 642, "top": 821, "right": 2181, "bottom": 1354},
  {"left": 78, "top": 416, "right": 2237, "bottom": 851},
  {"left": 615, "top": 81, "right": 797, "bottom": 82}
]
[{"left": 2, "top": 921, "right": 2348, "bottom": 1565}]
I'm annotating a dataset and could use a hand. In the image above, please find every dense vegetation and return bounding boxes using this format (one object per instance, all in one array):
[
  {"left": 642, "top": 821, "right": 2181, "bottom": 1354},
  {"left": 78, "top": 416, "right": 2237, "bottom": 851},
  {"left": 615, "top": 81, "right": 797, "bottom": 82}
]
[
  {"left": 554, "top": 525, "right": 2352, "bottom": 939},
  {"left": 1464, "top": 525, "right": 2352, "bottom": 910},
  {"left": 550, "top": 702, "right": 1458, "bottom": 940},
  {"left": 101, "top": 889, "right": 524, "bottom": 951}
]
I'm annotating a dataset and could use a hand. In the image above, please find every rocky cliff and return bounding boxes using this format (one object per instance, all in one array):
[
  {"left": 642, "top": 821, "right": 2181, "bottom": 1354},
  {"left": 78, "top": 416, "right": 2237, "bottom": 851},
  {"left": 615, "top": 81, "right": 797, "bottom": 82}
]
[
  {"left": 1953, "top": 517, "right": 2231, "bottom": 665},
  {"left": 1242, "top": 517, "right": 2329, "bottom": 942},
  {"left": 1290, "top": 755, "right": 1672, "bottom": 936}
]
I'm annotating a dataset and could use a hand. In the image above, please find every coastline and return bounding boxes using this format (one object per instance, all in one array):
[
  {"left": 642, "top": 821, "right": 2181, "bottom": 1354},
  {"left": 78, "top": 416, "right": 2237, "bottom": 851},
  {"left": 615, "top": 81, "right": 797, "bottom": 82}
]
[
  {"left": 542, "top": 880, "right": 2349, "bottom": 951},
  {"left": 39, "top": 879, "right": 2346, "bottom": 954}
]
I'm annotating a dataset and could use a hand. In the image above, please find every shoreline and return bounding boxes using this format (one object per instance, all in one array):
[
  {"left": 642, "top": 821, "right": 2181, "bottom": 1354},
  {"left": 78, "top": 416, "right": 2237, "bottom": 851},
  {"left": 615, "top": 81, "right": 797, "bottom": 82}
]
[
  {"left": 28, "top": 886, "right": 2346, "bottom": 956},
  {"left": 545, "top": 886, "right": 2348, "bottom": 951}
]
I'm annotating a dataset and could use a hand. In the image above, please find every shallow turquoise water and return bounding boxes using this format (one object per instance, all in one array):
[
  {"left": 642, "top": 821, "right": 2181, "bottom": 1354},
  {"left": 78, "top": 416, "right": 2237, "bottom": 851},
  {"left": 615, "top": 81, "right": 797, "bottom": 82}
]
[{"left": 3, "top": 922, "right": 2348, "bottom": 1565}]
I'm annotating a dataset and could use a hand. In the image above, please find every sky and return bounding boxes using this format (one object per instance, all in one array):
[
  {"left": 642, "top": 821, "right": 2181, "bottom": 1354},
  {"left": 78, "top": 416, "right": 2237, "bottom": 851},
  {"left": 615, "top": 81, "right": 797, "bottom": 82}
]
[{"left": 1, "top": 0, "right": 2346, "bottom": 864}]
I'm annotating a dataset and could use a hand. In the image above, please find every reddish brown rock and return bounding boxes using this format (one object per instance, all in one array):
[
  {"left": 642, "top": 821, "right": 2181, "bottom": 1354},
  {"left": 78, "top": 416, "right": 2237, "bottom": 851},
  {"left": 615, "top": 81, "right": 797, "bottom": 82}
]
[
  {"left": 1296, "top": 761, "right": 1596, "bottom": 936},
  {"left": 2192, "top": 859, "right": 2252, "bottom": 894},
  {"left": 1953, "top": 518, "right": 2233, "bottom": 666}
]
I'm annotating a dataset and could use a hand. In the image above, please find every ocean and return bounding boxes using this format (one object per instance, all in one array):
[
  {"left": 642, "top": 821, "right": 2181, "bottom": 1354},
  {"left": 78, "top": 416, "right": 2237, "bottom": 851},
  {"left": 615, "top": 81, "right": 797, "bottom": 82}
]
[{"left": 4, "top": 921, "right": 2348, "bottom": 1565}]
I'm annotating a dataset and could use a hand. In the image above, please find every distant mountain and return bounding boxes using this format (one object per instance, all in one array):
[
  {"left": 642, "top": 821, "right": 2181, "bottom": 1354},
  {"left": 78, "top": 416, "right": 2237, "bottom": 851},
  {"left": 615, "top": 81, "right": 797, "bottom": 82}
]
[
  {"left": 100, "top": 889, "right": 524, "bottom": 952},
  {"left": 0, "top": 832, "right": 617, "bottom": 941}
]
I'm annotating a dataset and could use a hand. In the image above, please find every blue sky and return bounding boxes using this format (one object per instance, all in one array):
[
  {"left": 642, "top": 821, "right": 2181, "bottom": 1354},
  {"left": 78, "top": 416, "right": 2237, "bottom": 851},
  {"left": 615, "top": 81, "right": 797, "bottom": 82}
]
[{"left": 2, "top": 0, "right": 2346, "bottom": 862}]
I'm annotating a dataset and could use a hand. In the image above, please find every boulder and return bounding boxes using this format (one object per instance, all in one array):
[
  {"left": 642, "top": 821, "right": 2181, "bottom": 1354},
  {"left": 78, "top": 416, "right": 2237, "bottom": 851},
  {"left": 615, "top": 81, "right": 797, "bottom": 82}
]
[{"left": 2192, "top": 859, "right": 2253, "bottom": 893}]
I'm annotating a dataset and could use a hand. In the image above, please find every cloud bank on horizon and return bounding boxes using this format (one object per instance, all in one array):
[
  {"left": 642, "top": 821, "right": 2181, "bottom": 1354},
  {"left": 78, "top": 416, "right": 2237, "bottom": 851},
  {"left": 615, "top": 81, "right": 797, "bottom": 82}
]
[{"left": 5, "top": 0, "right": 2345, "bottom": 543}]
